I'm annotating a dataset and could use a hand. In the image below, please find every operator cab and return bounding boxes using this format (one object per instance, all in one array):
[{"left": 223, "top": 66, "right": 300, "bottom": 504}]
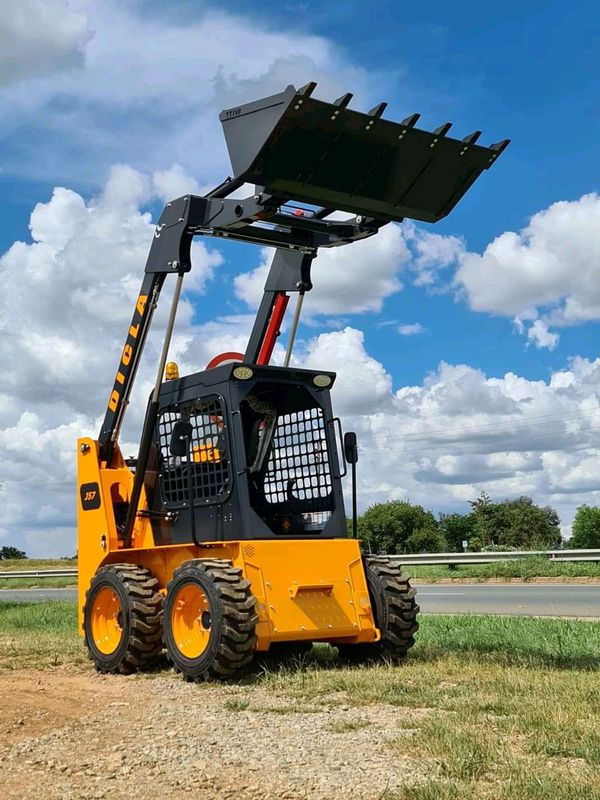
[{"left": 147, "top": 362, "right": 347, "bottom": 545}]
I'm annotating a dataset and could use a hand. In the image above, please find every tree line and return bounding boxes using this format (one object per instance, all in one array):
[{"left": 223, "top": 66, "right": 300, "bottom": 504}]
[{"left": 350, "top": 492, "right": 600, "bottom": 554}]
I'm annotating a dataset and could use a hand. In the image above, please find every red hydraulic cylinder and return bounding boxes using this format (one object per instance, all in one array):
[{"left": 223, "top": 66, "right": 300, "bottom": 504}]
[{"left": 257, "top": 292, "right": 289, "bottom": 365}]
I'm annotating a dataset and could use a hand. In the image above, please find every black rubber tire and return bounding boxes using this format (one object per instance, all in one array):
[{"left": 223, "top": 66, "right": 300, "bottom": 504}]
[
  {"left": 84, "top": 563, "right": 164, "bottom": 674},
  {"left": 163, "top": 559, "right": 258, "bottom": 682},
  {"left": 337, "top": 555, "right": 419, "bottom": 664}
]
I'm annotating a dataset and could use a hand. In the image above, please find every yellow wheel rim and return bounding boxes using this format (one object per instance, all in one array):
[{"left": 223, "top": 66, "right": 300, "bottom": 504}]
[
  {"left": 171, "top": 582, "right": 212, "bottom": 659},
  {"left": 90, "top": 587, "right": 123, "bottom": 655}
]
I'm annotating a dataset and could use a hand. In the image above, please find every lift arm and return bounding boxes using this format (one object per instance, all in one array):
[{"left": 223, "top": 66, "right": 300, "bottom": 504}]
[
  {"left": 244, "top": 249, "right": 315, "bottom": 364},
  {"left": 98, "top": 187, "right": 377, "bottom": 464}
]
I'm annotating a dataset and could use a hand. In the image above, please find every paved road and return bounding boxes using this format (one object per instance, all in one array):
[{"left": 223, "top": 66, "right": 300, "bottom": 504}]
[
  {"left": 0, "top": 584, "right": 598, "bottom": 617},
  {"left": 0, "top": 588, "right": 77, "bottom": 603},
  {"left": 417, "top": 583, "right": 599, "bottom": 618}
]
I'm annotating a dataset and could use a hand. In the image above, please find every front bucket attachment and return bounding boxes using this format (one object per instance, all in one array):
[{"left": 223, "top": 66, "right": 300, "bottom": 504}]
[{"left": 220, "top": 83, "right": 509, "bottom": 224}]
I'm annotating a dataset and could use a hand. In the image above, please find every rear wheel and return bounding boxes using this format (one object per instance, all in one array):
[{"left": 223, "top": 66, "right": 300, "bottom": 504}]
[
  {"left": 84, "top": 564, "right": 164, "bottom": 674},
  {"left": 337, "top": 555, "right": 419, "bottom": 664},
  {"left": 163, "top": 559, "right": 258, "bottom": 681}
]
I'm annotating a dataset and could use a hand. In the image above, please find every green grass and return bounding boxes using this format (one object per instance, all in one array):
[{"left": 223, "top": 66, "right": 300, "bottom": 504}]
[
  {"left": 326, "top": 719, "right": 371, "bottom": 733},
  {"left": 223, "top": 698, "right": 250, "bottom": 711},
  {"left": 1, "top": 603, "right": 599, "bottom": 798},
  {"left": 0, "top": 577, "right": 77, "bottom": 589},
  {"left": 0, "top": 558, "right": 77, "bottom": 571},
  {"left": 0, "top": 601, "right": 85, "bottom": 669},
  {"left": 408, "top": 556, "right": 600, "bottom": 581},
  {"left": 410, "top": 717, "right": 497, "bottom": 780},
  {"left": 0, "top": 600, "right": 77, "bottom": 632},
  {"left": 416, "top": 614, "right": 600, "bottom": 669},
  {"left": 254, "top": 617, "right": 600, "bottom": 799},
  {"left": 1, "top": 603, "right": 598, "bottom": 672},
  {"left": 394, "top": 774, "right": 600, "bottom": 800}
]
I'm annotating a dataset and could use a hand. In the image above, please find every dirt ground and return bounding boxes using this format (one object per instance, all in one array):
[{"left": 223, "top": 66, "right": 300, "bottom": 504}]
[{"left": 0, "top": 666, "right": 425, "bottom": 800}]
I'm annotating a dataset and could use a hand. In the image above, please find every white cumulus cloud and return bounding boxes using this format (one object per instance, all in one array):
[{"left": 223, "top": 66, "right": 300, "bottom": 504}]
[
  {"left": 0, "top": 167, "right": 227, "bottom": 556},
  {"left": 152, "top": 164, "right": 204, "bottom": 205},
  {"left": 0, "top": 0, "right": 90, "bottom": 86},
  {"left": 234, "top": 225, "right": 408, "bottom": 316},
  {"left": 398, "top": 323, "right": 427, "bottom": 336},
  {"left": 0, "top": 0, "right": 379, "bottom": 187},
  {"left": 526, "top": 319, "right": 559, "bottom": 350},
  {"left": 316, "top": 337, "right": 600, "bottom": 533},
  {"left": 4, "top": 171, "right": 600, "bottom": 555},
  {"left": 455, "top": 192, "right": 600, "bottom": 343}
]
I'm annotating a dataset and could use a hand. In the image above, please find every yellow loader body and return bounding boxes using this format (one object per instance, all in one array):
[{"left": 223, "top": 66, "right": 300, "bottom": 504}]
[{"left": 77, "top": 437, "right": 379, "bottom": 651}]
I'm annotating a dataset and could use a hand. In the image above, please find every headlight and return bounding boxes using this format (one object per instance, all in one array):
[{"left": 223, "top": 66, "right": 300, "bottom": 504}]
[
  {"left": 233, "top": 366, "right": 254, "bottom": 380},
  {"left": 313, "top": 374, "right": 332, "bottom": 388}
]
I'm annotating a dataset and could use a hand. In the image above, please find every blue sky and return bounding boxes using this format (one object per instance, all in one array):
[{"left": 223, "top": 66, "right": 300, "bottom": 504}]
[{"left": 1, "top": 0, "right": 600, "bottom": 555}]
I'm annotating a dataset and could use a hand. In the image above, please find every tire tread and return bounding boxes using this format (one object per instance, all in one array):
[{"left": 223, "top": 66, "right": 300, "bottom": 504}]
[{"left": 165, "top": 558, "right": 258, "bottom": 682}]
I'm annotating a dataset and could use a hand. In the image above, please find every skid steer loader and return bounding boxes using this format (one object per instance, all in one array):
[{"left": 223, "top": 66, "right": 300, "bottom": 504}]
[{"left": 77, "top": 82, "right": 508, "bottom": 680}]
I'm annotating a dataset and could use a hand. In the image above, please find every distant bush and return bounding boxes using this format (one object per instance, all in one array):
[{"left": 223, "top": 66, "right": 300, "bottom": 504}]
[
  {"left": 360, "top": 501, "right": 439, "bottom": 555},
  {"left": 404, "top": 528, "right": 447, "bottom": 554},
  {"left": 0, "top": 546, "right": 26, "bottom": 560},
  {"left": 438, "top": 513, "right": 476, "bottom": 552},
  {"left": 570, "top": 505, "right": 600, "bottom": 549},
  {"left": 469, "top": 492, "right": 561, "bottom": 550}
]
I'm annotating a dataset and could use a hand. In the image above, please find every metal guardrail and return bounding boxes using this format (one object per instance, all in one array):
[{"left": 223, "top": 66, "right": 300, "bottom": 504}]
[
  {"left": 0, "top": 568, "right": 78, "bottom": 580},
  {"left": 387, "top": 549, "right": 600, "bottom": 566},
  {"left": 0, "top": 550, "right": 599, "bottom": 579}
]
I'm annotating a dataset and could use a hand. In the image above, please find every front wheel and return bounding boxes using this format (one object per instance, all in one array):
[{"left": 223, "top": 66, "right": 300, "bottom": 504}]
[
  {"left": 83, "top": 563, "right": 164, "bottom": 674},
  {"left": 337, "top": 555, "right": 419, "bottom": 664},
  {"left": 163, "top": 559, "right": 258, "bottom": 682}
]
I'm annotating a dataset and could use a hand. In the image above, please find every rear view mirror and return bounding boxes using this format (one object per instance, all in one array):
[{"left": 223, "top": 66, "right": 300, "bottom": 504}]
[
  {"left": 344, "top": 431, "right": 358, "bottom": 465},
  {"left": 169, "top": 420, "right": 193, "bottom": 457}
]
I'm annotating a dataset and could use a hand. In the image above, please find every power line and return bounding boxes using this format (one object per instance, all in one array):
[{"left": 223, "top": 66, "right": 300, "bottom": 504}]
[
  {"left": 372, "top": 404, "right": 600, "bottom": 440},
  {"left": 359, "top": 422, "right": 600, "bottom": 456},
  {"left": 359, "top": 407, "right": 600, "bottom": 446}
]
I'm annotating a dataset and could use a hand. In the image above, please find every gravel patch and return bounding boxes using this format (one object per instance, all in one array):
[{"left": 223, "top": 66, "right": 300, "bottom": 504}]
[{"left": 1, "top": 669, "right": 425, "bottom": 799}]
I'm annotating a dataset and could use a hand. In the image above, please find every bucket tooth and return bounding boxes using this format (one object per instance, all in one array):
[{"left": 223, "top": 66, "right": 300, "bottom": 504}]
[
  {"left": 490, "top": 138, "right": 511, "bottom": 153},
  {"left": 433, "top": 122, "right": 452, "bottom": 137},
  {"left": 400, "top": 113, "right": 421, "bottom": 128},
  {"left": 297, "top": 81, "right": 317, "bottom": 97},
  {"left": 484, "top": 138, "right": 511, "bottom": 167},
  {"left": 368, "top": 102, "right": 387, "bottom": 119},
  {"left": 334, "top": 92, "right": 353, "bottom": 108},
  {"left": 462, "top": 130, "right": 481, "bottom": 145}
]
